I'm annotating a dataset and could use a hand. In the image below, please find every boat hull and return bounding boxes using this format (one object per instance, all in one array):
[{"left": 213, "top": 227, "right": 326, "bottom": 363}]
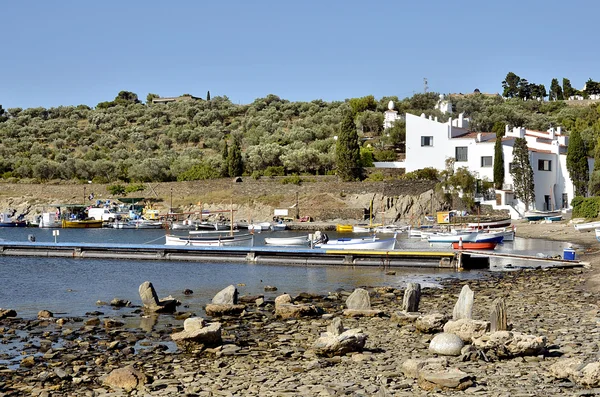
[
  {"left": 165, "top": 233, "right": 254, "bottom": 247},
  {"left": 466, "top": 218, "right": 512, "bottom": 229},
  {"left": 264, "top": 236, "right": 309, "bottom": 246},
  {"left": 452, "top": 241, "right": 498, "bottom": 250},
  {"left": 574, "top": 221, "right": 600, "bottom": 232},
  {"left": 0, "top": 222, "right": 27, "bottom": 227},
  {"left": 316, "top": 237, "right": 396, "bottom": 250},
  {"left": 62, "top": 220, "right": 104, "bottom": 228}
]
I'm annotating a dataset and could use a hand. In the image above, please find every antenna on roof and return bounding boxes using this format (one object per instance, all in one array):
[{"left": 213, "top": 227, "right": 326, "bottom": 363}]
[{"left": 423, "top": 78, "right": 429, "bottom": 94}]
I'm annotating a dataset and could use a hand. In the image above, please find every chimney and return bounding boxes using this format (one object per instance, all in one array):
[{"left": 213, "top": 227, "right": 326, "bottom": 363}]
[
  {"left": 557, "top": 126, "right": 562, "bottom": 135},
  {"left": 458, "top": 113, "right": 464, "bottom": 128},
  {"left": 505, "top": 124, "right": 509, "bottom": 135},
  {"left": 435, "top": 116, "right": 438, "bottom": 122},
  {"left": 477, "top": 133, "right": 482, "bottom": 142}
]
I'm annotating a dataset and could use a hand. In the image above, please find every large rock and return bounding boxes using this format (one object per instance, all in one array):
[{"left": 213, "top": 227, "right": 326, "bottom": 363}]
[
  {"left": 212, "top": 285, "right": 238, "bottom": 305},
  {"left": 345, "top": 288, "right": 371, "bottom": 310},
  {"left": 139, "top": 281, "right": 178, "bottom": 313},
  {"left": 402, "top": 357, "right": 474, "bottom": 391},
  {"left": 471, "top": 330, "right": 547, "bottom": 358},
  {"left": 443, "top": 318, "right": 489, "bottom": 342},
  {"left": 274, "top": 293, "right": 321, "bottom": 319},
  {"left": 0, "top": 309, "right": 17, "bottom": 320},
  {"left": 312, "top": 317, "right": 367, "bottom": 356},
  {"left": 103, "top": 366, "right": 147, "bottom": 392},
  {"left": 401, "top": 357, "right": 448, "bottom": 379},
  {"left": 171, "top": 317, "right": 222, "bottom": 347},
  {"left": 415, "top": 313, "right": 449, "bottom": 334},
  {"left": 429, "top": 332, "right": 464, "bottom": 356},
  {"left": 402, "top": 282, "right": 421, "bottom": 312},
  {"left": 452, "top": 285, "right": 474, "bottom": 320},
  {"left": 549, "top": 359, "right": 600, "bottom": 387},
  {"left": 391, "top": 311, "right": 420, "bottom": 325}
]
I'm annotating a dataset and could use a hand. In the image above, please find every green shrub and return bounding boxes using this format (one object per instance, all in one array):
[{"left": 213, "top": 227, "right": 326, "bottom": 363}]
[
  {"left": 107, "top": 184, "right": 126, "bottom": 196},
  {"left": 251, "top": 171, "right": 262, "bottom": 180},
  {"left": 177, "top": 163, "right": 220, "bottom": 181},
  {"left": 403, "top": 167, "right": 439, "bottom": 181},
  {"left": 373, "top": 149, "right": 397, "bottom": 161},
  {"left": 125, "top": 183, "right": 146, "bottom": 193},
  {"left": 572, "top": 196, "right": 600, "bottom": 219},
  {"left": 366, "top": 171, "right": 384, "bottom": 181},
  {"left": 263, "top": 166, "right": 285, "bottom": 176},
  {"left": 281, "top": 174, "right": 302, "bottom": 185}
]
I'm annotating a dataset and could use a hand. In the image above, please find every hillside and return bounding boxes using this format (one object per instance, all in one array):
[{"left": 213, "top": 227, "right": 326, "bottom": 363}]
[
  {"left": 0, "top": 178, "right": 440, "bottom": 224},
  {"left": 1, "top": 91, "right": 599, "bottom": 185}
]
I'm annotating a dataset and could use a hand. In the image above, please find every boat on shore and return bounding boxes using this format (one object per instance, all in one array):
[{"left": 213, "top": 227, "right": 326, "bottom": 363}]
[
  {"left": 264, "top": 235, "right": 309, "bottom": 246},
  {"left": 451, "top": 234, "right": 503, "bottom": 250},
  {"left": 165, "top": 233, "right": 254, "bottom": 247},
  {"left": 596, "top": 228, "right": 600, "bottom": 242},
  {"left": 524, "top": 210, "right": 561, "bottom": 221},
  {"left": 574, "top": 221, "right": 600, "bottom": 233},
  {"left": 466, "top": 218, "right": 512, "bottom": 229}
]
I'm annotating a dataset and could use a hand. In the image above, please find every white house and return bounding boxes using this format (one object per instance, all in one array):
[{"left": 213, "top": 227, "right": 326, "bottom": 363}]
[
  {"left": 383, "top": 101, "right": 402, "bottom": 130},
  {"left": 403, "top": 113, "right": 593, "bottom": 218}
]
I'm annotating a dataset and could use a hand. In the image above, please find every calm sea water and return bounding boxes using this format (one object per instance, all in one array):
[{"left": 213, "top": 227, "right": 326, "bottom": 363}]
[{"left": 0, "top": 227, "right": 571, "bottom": 319}]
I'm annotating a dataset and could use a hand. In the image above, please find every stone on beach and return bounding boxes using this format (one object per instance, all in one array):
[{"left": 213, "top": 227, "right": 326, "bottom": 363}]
[
  {"left": 171, "top": 317, "right": 222, "bottom": 347},
  {"left": 0, "top": 308, "right": 17, "bottom": 320},
  {"left": 212, "top": 285, "right": 238, "bottom": 305},
  {"left": 138, "top": 281, "right": 178, "bottom": 313},
  {"left": 452, "top": 285, "right": 474, "bottom": 320},
  {"left": 402, "top": 282, "right": 421, "bottom": 312},
  {"left": 343, "top": 288, "right": 383, "bottom": 317},
  {"left": 549, "top": 359, "right": 600, "bottom": 387},
  {"left": 471, "top": 330, "right": 547, "bottom": 358},
  {"left": 429, "top": 332, "right": 464, "bottom": 356},
  {"left": 37, "top": 310, "right": 53, "bottom": 319},
  {"left": 415, "top": 313, "right": 449, "bottom": 333},
  {"left": 402, "top": 357, "right": 474, "bottom": 391},
  {"left": 274, "top": 293, "right": 321, "bottom": 319},
  {"left": 443, "top": 318, "right": 489, "bottom": 342},
  {"left": 103, "top": 365, "right": 148, "bottom": 392},
  {"left": 312, "top": 317, "right": 367, "bottom": 356},
  {"left": 489, "top": 297, "right": 508, "bottom": 332}
]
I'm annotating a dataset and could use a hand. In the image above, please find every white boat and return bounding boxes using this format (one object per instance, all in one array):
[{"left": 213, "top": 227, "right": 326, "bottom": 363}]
[
  {"left": 466, "top": 218, "right": 512, "bottom": 229},
  {"left": 264, "top": 235, "right": 309, "bottom": 246},
  {"left": 270, "top": 223, "right": 288, "bottom": 231},
  {"left": 113, "top": 219, "right": 164, "bottom": 229},
  {"left": 38, "top": 212, "right": 62, "bottom": 228},
  {"left": 596, "top": 228, "right": 600, "bottom": 242},
  {"left": 374, "top": 225, "right": 408, "bottom": 234},
  {"left": 427, "top": 231, "right": 477, "bottom": 243},
  {"left": 165, "top": 233, "right": 254, "bottom": 247},
  {"left": 189, "top": 229, "right": 239, "bottom": 235},
  {"left": 524, "top": 210, "right": 561, "bottom": 221},
  {"left": 353, "top": 224, "right": 381, "bottom": 233},
  {"left": 574, "top": 221, "right": 600, "bottom": 233},
  {"left": 248, "top": 222, "right": 271, "bottom": 231},
  {"left": 314, "top": 235, "right": 397, "bottom": 250}
]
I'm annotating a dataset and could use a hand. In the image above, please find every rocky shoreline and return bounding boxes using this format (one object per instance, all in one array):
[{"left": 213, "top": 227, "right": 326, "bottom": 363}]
[{"left": 2, "top": 259, "right": 600, "bottom": 396}]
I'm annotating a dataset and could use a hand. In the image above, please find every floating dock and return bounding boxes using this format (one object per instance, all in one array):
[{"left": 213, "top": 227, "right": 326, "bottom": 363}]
[
  {"left": 0, "top": 241, "right": 471, "bottom": 269},
  {"left": 0, "top": 242, "right": 586, "bottom": 270}
]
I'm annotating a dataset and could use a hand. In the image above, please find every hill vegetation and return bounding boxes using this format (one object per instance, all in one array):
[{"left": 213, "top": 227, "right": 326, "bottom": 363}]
[{"left": 0, "top": 74, "right": 599, "bottom": 185}]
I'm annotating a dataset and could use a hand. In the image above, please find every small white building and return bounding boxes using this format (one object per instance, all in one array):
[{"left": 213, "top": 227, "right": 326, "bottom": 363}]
[
  {"left": 403, "top": 113, "right": 593, "bottom": 218},
  {"left": 434, "top": 94, "right": 452, "bottom": 114}
]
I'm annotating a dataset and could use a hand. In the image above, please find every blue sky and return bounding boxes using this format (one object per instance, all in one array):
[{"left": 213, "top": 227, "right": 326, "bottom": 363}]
[{"left": 1, "top": 0, "right": 598, "bottom": 109}]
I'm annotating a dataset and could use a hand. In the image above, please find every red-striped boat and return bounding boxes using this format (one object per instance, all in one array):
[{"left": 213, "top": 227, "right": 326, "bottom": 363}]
[{"left": 451, "top": 234, "right": 503, "bottom": 250}]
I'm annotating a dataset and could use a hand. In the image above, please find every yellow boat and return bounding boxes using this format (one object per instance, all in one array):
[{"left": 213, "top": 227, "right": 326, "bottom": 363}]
[
  {"left": 62, "top": 219, "right": 104, "bottom": 228},
  {"left": 336, "top": 224, "right": 354, "bottom": 232}
]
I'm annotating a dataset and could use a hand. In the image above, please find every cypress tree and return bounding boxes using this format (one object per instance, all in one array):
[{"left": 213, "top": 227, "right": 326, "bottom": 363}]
[
  {"left": 206, "top": 91, "right": 211, "bottom": 101},
  {"left": 493, "top": 131, "right": 504, "bottom": 189},
  {"left": 566, "top": 130, "right": 589, "bottom": 197},
  {"left": 510, "top": 138, "right": 535, "bottom": 210},
  {"left": 221, "top": 141, "right": 229, "bottom": 177},
  {"left": 335, "top": 110, "right": 361, "bottom": 181},
  {"left": 227, "top": 139, "right": 243, "bottom": 177}
]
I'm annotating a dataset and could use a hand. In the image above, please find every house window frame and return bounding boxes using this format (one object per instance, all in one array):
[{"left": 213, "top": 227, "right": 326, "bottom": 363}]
[
  {"left": 455, "top": 146, "right": 468, "bottom": 162},
  {"left": 538, "top": 159, "right": 552, "bottom": 171},
  {"left": 480, "top": 156, "right": 493, "bottom": 167},
  {"left": 421, "top": 136, "right": 433, "bottom": 147}
]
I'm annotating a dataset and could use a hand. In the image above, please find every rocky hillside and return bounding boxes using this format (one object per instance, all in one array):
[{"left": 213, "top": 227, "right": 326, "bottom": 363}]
[{"left": 0, "top": 177, "right": 442, "bottom": 224}]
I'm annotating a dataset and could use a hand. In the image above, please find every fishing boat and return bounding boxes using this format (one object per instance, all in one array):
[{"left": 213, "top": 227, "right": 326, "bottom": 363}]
[
  {"left": 451, "top": 234, "right": 503, "bottom": 250},
  {"left": 62, "top": 219, "right": 104, "bottom": 228},
  {"left": 427, "top": 230, "right": 477, "bottom": 243},
  {"left": 524, "top": 210, "right": 561, "bottom": 221},
  {"left": 314, "top": 232, "right": 397, "bottom": 250},
  {"left": 248, "top": 222, "right": 271, "bottom": 231},
  {"left": 574, "top": 221, "right": 600, "bottom": 232},
  {"left": 264, "top": 235, "right": 310, "bottom": 246},
  {"left": 374, "top": 225, "right": 408, "bottom": 234},
  {"left": 336, "top": 224, "right": 353, "bottom": 233},
  {"left": 0, "top": 212, "right": 27, "bottom": 227},
  {"left": 466, "top": 218, "right": 512, "bottom": 229},
  {"left": 112, "top": 219, "right": 164, "bottom": 229},
  {"left": 165, "top": 233, "right": 254, "bottom": 247},
  {"left": 270, "top": 222, "right": 288, "bottom": 231}
]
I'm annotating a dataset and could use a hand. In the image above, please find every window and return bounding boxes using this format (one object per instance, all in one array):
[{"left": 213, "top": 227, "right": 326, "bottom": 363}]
[
  {"left": 421, "top": 136, "right": 433, "bottom": 146},
  {"left": 455, "top": 146, "right": 468, "bottom": 162},
  {"left": 538, "top": 159, "right": 552, "bottom": 171},
  {"left": 481, "top": 156, "right": 492, "bottom": 167}
]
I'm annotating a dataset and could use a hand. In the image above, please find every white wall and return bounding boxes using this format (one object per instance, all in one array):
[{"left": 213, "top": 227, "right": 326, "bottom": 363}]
[{"left": 405, "top": 114, "right": 450, "bottom": 172}]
